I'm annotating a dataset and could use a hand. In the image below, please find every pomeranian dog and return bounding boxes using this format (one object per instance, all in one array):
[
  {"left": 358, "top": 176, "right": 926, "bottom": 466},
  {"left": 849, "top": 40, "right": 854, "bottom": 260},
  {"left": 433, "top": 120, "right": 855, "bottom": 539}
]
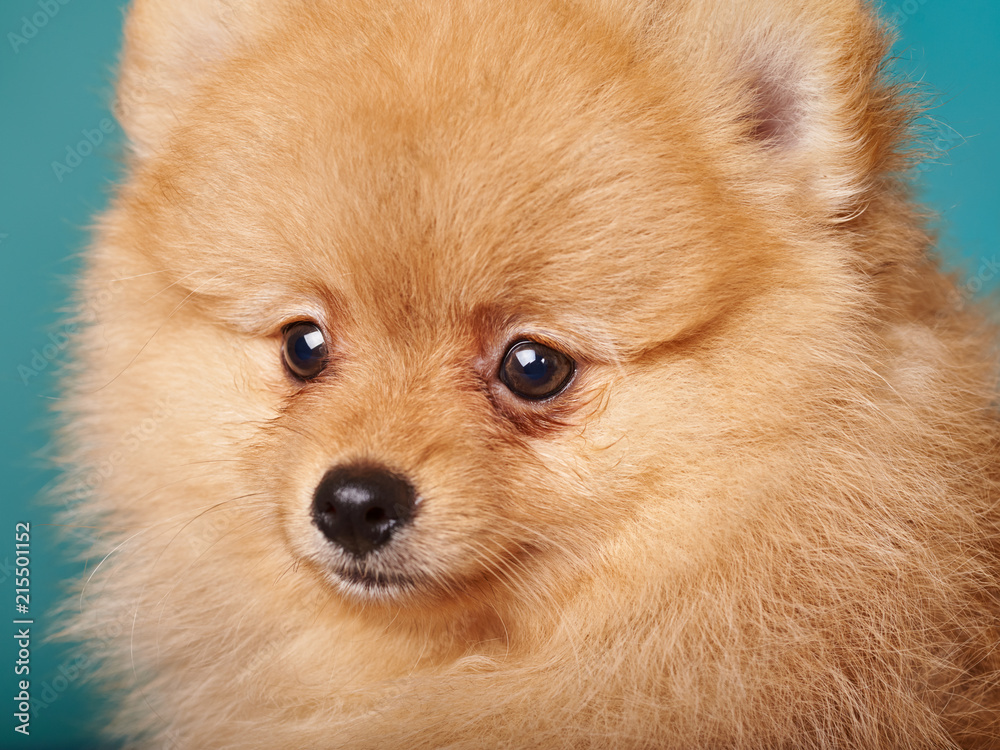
[{"left": 60, "top": 0, "right": 1000, "bottom": 747}]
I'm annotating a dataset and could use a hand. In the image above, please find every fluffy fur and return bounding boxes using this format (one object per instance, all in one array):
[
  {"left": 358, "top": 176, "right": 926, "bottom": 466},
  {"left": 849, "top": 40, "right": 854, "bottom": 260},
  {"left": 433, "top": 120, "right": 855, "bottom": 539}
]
[{"left": 61, "top": 0, "right": 1000, "bottom": 747}]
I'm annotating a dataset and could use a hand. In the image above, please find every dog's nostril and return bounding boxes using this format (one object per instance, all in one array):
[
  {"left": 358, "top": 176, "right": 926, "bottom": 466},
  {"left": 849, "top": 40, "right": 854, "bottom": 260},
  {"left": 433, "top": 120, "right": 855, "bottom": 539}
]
[{"left": 311, "top": 464, "right": 417, "bottom": 557}]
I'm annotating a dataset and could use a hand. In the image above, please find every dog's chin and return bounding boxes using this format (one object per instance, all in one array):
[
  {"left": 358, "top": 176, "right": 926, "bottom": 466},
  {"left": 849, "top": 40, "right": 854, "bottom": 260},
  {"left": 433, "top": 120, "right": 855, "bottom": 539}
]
[
  {"left": 306, "top": 547, "right": 421, "bottom": 602},
  {"left": 331, "top": 563, "right": 417, "bottom": 601}
]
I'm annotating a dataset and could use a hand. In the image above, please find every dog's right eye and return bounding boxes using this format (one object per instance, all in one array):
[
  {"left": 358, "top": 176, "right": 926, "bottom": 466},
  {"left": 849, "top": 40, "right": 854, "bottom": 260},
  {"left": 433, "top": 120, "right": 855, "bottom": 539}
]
[{"left": 282, "top": 321, "right": 328, "bottom": 380}]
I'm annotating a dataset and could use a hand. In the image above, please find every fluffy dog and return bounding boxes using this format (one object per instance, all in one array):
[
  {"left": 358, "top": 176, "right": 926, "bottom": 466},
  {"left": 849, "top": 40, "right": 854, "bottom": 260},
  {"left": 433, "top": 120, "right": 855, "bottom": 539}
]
[{"left": 61, "top": 0, "right": 1000, "bottom": 747}]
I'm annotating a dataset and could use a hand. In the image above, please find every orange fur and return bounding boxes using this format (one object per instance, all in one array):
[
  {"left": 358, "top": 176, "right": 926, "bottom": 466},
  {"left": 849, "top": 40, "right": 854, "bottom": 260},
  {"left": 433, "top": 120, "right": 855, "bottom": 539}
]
[{"left": 60, "top": 0, "right": 1000, "bottom": 747}]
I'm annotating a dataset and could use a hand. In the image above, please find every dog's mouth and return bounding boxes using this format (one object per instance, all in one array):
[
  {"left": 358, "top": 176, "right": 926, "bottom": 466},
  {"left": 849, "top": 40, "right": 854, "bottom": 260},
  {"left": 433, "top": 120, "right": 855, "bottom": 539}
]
[{"left": 329, "top": 559, "right": 417, "bottom": 596}]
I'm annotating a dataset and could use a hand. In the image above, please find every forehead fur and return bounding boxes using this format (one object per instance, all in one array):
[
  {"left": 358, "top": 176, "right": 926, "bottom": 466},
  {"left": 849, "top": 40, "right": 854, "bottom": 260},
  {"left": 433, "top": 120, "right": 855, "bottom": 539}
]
[{"left": 115, "top": 0, "right": 818, "bottom": 352}]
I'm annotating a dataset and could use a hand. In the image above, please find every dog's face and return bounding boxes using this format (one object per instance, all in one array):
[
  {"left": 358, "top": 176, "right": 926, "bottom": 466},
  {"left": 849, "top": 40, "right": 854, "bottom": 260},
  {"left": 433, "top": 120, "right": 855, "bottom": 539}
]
[{"left": 109, "top": 2, "right": 834, "bottom": 620}]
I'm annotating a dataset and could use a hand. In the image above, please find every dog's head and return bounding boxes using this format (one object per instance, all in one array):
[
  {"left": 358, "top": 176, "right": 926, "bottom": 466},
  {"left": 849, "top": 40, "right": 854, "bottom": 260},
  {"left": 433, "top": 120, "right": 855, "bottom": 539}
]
[
  {"left": 69, "top": 3, "right": 1000, "bottom": 746},
  {"left": 83, "top": 0, "right": 910, "bottom": 632}
]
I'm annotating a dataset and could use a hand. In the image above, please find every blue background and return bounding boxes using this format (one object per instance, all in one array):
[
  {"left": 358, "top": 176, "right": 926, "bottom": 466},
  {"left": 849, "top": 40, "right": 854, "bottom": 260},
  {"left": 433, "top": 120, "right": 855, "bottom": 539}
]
[{"left": 1, "top": 1, "right": 998, "bottom": 748}]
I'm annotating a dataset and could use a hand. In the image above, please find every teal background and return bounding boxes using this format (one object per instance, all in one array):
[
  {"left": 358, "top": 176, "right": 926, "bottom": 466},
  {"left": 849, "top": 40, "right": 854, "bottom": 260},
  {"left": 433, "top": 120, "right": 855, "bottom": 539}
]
[{"left": 0, "top": 1, "right": 997, "bottom": 748}]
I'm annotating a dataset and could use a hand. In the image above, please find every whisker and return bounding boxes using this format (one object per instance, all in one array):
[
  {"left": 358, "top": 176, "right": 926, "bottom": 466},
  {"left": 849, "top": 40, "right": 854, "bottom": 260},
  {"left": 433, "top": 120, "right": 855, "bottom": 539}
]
[{"left": 141, "top": 269, "right": 204, "bottom": 305}]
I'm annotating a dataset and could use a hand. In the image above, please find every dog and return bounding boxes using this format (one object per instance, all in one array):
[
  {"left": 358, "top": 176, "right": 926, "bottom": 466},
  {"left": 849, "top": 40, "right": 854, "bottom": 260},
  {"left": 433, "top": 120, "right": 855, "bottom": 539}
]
[{"left": 60, "top": 0, "right": 1000, "bottom": 747}]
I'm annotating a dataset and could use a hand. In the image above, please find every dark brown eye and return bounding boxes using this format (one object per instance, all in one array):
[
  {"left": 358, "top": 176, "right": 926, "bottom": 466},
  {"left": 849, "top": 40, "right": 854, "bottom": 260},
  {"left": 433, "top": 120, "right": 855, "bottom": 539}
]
[
  {"left": 499, "top": 340, "right": 574, "bottom": 400},
  {"left": 282, "top": 321, "right": 328, "bottom": 380}
]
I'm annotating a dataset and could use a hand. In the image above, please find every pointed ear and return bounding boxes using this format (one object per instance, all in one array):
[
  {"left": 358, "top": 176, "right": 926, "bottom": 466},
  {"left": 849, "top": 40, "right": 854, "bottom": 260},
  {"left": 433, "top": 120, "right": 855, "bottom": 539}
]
[
  {"left": 115, "top": 0, "right": 274, "bottom": 159},
  {"left": 660, "top": 0, "right": 908, "bottom": 216}
]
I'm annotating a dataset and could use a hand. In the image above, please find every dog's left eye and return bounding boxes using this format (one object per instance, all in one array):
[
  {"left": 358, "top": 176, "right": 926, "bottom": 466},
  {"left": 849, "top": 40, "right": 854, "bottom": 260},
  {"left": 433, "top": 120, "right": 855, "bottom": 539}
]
[
  {"left": 499, "top": 340, "right": 575, "bottom": 400},
  {"left": 282, "top": 321, "right": 328, "bottom": 380}
]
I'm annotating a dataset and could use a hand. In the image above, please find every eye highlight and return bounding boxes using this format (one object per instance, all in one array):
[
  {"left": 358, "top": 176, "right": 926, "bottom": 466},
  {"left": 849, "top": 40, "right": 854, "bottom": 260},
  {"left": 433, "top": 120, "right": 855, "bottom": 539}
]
[
  {"left": 499, "top": 340, "right": 575, "bottom": 400},
  {"left": 282, "top": 321, "right": 328, "bottom": 380}
]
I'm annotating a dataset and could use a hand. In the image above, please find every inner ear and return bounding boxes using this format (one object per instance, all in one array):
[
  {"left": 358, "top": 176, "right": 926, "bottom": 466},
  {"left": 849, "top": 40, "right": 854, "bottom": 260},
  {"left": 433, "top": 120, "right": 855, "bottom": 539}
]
[{"left": 744, "top": 65, "right": 805, "bottom": 149}]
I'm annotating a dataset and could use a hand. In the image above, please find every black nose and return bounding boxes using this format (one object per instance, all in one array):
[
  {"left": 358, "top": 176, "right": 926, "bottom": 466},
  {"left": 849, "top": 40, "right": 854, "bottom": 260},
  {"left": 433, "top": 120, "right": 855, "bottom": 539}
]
[{"left": 311, "top": 465, "right": 417, "bottom": 557}]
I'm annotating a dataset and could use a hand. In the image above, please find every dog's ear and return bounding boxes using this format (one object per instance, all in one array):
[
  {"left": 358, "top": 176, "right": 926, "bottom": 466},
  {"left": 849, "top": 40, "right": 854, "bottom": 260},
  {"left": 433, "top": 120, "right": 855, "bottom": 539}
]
[
  {"left": 649, "top": 0, "right": 908, "bottom": 216},
  {"left": 116, "top": 0, "right": 272, "bottom": 159}
]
